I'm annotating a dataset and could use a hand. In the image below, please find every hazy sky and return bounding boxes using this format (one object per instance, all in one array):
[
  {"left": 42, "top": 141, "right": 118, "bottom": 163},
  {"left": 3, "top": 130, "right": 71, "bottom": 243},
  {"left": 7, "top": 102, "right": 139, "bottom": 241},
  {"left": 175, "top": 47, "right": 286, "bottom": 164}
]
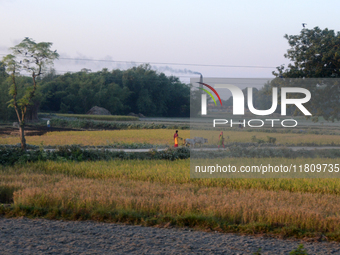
[{"left": 1, "top": 0, "right": 339, "bottom": 82}]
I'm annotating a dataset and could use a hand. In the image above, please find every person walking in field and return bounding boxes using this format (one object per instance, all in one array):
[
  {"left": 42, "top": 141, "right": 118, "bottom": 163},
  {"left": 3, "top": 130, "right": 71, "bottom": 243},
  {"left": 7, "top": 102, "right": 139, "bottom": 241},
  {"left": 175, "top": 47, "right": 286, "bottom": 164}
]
[
  {"left": 174, "top": 130, "right": 179, "bottom": 147},
  {"left": 218, "top": 131, "right": 225, "bottom": 149}
]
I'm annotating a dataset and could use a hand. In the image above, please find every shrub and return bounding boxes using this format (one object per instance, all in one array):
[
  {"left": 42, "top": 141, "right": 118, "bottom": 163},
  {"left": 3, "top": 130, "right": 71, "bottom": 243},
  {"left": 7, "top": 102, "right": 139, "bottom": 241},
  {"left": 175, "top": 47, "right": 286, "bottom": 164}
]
[
  {"left": 289, "top": 244, "right": 308, "bottom": 255},
  {"left": 267, "top": 136, "right": 276, "bottom": 144},
  {"left": 0, "top": 146, "right": 190, "bottom": 166},
  {"left": 49, "top": 118, "right": 189, "bottom": 130}
]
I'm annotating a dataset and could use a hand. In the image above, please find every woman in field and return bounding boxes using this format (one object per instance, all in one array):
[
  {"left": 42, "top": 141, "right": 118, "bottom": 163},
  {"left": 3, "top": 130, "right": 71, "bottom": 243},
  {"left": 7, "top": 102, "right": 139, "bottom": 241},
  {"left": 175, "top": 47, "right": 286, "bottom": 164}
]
[
  {"left": 218, "top": 131, "right": 225, "bottom": 149},
  {"left": 174, "top": 130, "right": 179, "bottom": 147}
]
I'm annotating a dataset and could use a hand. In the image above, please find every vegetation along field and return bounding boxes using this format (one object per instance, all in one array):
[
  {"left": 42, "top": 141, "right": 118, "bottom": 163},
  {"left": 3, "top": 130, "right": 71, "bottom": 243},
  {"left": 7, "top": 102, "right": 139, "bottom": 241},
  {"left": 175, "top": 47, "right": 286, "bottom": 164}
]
[
  {"left": 1, "top": 129, "right": 340, "bottom": 147},
  {"left": 2, "top": 158, "right": 340, "bottom": 241},
  {"left": 40, "top": 113, "right": 139, "bottom": 122}
]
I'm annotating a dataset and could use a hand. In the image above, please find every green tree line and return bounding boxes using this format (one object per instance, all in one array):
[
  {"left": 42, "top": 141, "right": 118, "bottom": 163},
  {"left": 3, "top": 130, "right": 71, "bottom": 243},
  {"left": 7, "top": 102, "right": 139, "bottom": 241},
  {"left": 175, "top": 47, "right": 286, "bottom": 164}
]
[{"left": 0, "top": 64, "right": 191, "bottom": 121}]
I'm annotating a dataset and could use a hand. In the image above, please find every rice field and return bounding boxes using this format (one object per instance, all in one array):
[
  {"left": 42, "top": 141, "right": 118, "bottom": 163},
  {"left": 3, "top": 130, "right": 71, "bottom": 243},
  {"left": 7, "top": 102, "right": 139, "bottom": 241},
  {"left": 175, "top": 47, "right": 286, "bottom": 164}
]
[
  {"left": 0, "top": 130, "right": 190, "bottom": 146},
  {"left": 2, "top": 158, "right": 340, "bottom": 240},
  {"left": 1, "top": 126, "right": 340, "bottom": 240},
  {"left": 1, "top": 129, "right": 339, "bottom": 146}
]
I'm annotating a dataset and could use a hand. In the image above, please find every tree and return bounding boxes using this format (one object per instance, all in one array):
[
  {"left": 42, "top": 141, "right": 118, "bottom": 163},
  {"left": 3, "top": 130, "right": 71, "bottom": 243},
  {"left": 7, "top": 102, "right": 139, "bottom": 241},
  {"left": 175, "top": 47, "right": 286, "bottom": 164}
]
[
  {"left": 37, "top": 65, "right": 190, "bottom": 117},
  {"left": 273, "top": 27, "right": 340, "bottom": 78},
  {"left": 0, "top": 61, "right": 13, "bottom": 121},
  {"left": 272, "top": 27, "right": 340, "bottom": 121},
  {"left": 2, "top": 38, "right": 59, "bottom": 150}
]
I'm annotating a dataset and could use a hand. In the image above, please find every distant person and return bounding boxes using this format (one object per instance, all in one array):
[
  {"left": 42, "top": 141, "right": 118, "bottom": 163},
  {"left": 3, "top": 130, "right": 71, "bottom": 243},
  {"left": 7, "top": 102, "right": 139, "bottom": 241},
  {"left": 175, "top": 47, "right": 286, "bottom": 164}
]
[
  {"left": 218, "top": 131, "right": 225, "bottom": 149},
  {"left": 47, "top": 120, "right": 51, "bottom": 132},
  {"left": 174, "top": 130, "right": 179, "bottom": 147}
]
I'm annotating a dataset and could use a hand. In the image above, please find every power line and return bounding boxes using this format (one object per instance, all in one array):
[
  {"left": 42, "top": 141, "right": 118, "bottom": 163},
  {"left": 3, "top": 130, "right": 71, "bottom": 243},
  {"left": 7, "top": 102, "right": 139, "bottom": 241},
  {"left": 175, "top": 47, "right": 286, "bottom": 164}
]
[
  {"left": 58, "top": 57, "right": 278, "bottom": 69},
  {"left": 0, "top": 53, "right": 278, "bottom": 69}
]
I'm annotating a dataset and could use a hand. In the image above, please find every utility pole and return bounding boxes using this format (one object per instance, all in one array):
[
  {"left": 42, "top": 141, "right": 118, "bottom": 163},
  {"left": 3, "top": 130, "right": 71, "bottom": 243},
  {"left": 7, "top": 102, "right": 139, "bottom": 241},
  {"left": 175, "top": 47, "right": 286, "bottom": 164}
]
[{"left": 199, "top": 74, "right": 207, "bottom": 115}]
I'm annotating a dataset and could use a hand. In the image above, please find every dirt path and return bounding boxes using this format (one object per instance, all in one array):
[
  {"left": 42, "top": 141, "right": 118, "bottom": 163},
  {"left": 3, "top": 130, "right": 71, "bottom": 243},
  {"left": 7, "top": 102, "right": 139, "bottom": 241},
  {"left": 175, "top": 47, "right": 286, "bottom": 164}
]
[{"left": 1, "top": 217, "right": 339, "bottom": 254}]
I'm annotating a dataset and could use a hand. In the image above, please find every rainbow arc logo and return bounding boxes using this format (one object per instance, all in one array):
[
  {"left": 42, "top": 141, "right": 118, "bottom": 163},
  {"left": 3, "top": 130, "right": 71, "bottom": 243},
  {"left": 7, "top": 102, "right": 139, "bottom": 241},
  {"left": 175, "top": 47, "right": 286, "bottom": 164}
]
[
  {"left": 198, "top": 82, "right": 222, "bottom": 115},
  {"left": 198, "top": 82, "right": 222, "bottom": 106}
]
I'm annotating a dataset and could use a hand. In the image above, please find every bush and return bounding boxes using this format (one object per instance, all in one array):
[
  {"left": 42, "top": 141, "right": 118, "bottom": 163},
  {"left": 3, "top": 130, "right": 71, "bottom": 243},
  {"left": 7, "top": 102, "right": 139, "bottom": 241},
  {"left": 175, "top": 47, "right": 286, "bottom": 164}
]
[
  {"left": 0, "top": 146, "right": 190, "bottom": 166},
  {"left": 49, "top": 118, "right": 189, "bottom": 130}
]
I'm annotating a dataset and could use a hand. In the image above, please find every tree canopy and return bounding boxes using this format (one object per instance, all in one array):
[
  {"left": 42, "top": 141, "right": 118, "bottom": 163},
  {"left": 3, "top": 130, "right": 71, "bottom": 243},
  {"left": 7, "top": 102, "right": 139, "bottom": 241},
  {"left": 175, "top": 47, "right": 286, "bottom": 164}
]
[
  {"left": 272, "top": 27, "right": 340, "bottom": 121},
  {"left": 0, "top": 64, "right": 191, "bottom": 120},
  {"left": 273, "top": 27, "right": 340, "bottom": 78},
  {"left": 38, "top": 65, "right": 190, "bottom": 117}
]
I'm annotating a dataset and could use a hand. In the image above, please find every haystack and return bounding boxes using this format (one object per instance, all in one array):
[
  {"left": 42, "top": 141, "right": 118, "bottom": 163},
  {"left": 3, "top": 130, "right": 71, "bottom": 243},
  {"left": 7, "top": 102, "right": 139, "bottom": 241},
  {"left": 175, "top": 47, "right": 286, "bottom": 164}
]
[{"left": 86, "top": 106, "right": 112, "bottom": 115}]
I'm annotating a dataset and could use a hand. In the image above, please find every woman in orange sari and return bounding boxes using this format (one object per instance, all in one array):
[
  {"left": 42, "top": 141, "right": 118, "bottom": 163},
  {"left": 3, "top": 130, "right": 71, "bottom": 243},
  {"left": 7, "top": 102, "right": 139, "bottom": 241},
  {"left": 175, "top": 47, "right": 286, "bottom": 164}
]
[{"left": 174, "top": 130, "right": 179, "bottom": 147}]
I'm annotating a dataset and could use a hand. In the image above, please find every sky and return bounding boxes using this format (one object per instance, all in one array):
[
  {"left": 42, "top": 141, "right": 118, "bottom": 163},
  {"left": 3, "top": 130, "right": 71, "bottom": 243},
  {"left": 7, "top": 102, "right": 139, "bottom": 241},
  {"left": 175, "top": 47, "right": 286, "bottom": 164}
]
[{"left": 1, "top": 0, "right": 340, "bottom": 83}]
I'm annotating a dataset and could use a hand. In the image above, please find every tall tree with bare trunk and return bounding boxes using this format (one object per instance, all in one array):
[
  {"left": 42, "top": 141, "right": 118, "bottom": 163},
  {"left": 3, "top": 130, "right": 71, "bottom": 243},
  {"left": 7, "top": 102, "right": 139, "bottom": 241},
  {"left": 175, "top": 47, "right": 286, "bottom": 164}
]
[{"left": 2, "top": 38, "right": 59, "bottom": 150}]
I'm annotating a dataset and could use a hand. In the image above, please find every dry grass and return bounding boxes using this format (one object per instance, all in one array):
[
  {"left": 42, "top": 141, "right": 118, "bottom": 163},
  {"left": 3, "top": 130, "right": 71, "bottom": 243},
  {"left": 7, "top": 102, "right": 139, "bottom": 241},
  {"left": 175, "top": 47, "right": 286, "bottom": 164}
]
[
  {"left": 0, "top": 173, "right": 62, "bottom": 203},
  {"left": 10, "top": 159, "right": 340, "bottom": 194},
  {"left": 3, "top": 159, "right": 340, "bottom": 239},
  {"left": 12, "top": 176, "right": 340, "bottom": 234},
  {"left": 1, "top": 129, "right": 339, "bottom": 146}
]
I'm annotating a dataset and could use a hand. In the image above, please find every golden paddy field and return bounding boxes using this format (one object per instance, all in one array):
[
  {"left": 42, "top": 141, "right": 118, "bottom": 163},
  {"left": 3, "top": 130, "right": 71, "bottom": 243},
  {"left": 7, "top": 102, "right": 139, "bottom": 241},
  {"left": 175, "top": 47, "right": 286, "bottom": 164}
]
[
  {"left": 2, "top": 158, "right": 340, "bottom": 240},
  {"left": 0, "top": 129, "right": 339, "bottom": 146},
  {"left": 2, "top": 128, "right": 340, "bottom": 240}
]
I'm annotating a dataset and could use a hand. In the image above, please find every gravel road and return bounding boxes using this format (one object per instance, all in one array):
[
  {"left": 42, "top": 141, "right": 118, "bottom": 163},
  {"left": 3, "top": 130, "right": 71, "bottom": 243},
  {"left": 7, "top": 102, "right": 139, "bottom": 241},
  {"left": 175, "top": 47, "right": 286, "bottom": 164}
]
[{"left": 1, "top": 217, "right": 340, "bottom": 254}]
